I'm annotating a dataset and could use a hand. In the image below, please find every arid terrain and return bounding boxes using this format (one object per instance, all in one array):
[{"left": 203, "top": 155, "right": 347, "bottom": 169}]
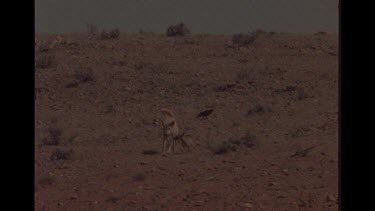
[{"left": 35, "top": 31, "right": 338, "bottom": 210}]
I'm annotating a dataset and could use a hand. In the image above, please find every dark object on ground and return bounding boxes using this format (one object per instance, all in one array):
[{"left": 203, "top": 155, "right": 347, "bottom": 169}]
[
  {"left": 143, "top": 150, "right": 160, "bottom": 155},
  {"left": 166, "top": 22, "right": 191, "bottom": 37},
  {"left": 50, "top": 148, "right": 74, "bottom": 160},
  {"left": 291, "top": 144, "right": 323, "bottom": 158},
  {"left": 197, "top": 109, "right": 214, "bottom": 119}
]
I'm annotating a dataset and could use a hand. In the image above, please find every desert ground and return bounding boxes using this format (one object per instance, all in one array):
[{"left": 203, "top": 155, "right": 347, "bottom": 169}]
[{"left": 35, "top": 31, "right": 338, "bottom": 210}]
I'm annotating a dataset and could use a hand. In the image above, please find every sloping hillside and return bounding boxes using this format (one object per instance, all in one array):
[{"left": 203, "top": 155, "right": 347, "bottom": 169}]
[{"left": 35, "top": 31, "right": 338, "bottom": 210}]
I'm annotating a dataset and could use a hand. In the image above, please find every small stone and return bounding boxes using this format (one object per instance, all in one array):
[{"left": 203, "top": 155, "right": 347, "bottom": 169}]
[
  {"left": 206, "top": 176, "right": 215, "bottom": 181},
  {"left": 239, "top": 202, "right": 253, "bottom": 208},
  {"left": 326, "top": 195, "right": 337, "bottom": 202},
  {"left": 269, "top": 182, "right": 277, "bottom": 186}
]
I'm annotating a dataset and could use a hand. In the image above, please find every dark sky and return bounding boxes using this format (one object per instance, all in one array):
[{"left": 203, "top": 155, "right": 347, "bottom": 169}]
[{"left": 35, "top": 0, "right": 338, "bottom": 34}]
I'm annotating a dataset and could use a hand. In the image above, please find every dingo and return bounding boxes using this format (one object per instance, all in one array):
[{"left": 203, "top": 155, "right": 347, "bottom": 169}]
[
  {"left": 160, "top": 108, "right": 179, "bottom": 153},
  {"left": 160, "top": 108, "right": 196, "bottom": 153}
]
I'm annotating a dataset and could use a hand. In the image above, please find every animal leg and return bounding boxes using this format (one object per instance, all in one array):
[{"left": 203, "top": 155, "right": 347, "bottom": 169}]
[
  {"left": 162, "top": 136, "right": 166, "bottom": 153},
  {"left": 167, "top": 136, "right": 172, "bottom": 153},
  {"left": 172, "top": 138, "right": 175, "bottom": 153}
]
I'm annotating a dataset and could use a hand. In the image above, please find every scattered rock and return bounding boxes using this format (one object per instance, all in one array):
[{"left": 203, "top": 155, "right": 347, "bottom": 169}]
[
  {"left": 326, "top": 194, "right": 337, "bottom": 203},
  {"left": 269, "top": 182, "right": 277, "bottom": 186},
  {"left": 206, "top": 176, "right": 216, "bottom": 181},
  {"left": 239, "top": 202, "right": 253, "bottom": 208},
  {"left": 282, "top": 169, "right": 289, "bottom": 175}
]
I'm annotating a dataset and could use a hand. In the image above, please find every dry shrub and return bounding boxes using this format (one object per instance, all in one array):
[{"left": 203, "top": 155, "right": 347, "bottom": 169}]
[
  {"left": 247, "top": 104, "right": 272, "bottom": 116},
  {"left": 236, "top": 69, "right": 253, "bottom": 82},
  {"left": 315, "top": 31, "right": 327, "bottom": 35},
  {"left": 38, "top": 175, "right": 55, "bottom": 186},
  {"left": 232, "top": 32, "right": 257, "bottom": 47},
  {"left": 100, "top": 28, "right": 120, "bottom": 40},
  {"left": 74, "top": 71, "right": 94, "bottom": 83},
  {"left": 106, "top": 196, "right": 122, "bottom": 203},
  {"left": 50, "top": 148, "right": 74, "bottom": 161},
  {"left": 211, "top": 134, "right": 256, "bottom": 154},
  {"left": 276, "top": 85, "right": 307, "bottom": 101},
  {"left": 166, "top": 22, "right": 191, "bottom": 37},
  {"left": 132, "top": 173, "right": 146, "bottom": 181},
  {"left": 211, "top": 141, "right": 237, "bottom": 154},
  {"left": 143, "top": 150, "right": 160, "bottom": 155},
  {"left": 35, "top": 54, "right": 56, "bottom": 69},
  {"left": 134, "top": 62, "right": 149, "bottom": 70},
  {"left": 66, "top": 69, "right": 94, "bottom": 88},
  {"left": 86, "top": 24, "right": 99, "bottom": 35},
  {"left": 231, "top": 134, "right": 257, "bottom": 148},
  {"left": 42, "top": 127, "right": 62, "bottom": 145}
]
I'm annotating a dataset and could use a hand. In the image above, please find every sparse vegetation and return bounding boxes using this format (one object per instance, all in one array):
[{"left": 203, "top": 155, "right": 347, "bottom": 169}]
[
  {"left": 50, "top": 148, "right": 74, "bottom": 160},
  {"left": 229, "top": 134, "right": 256, "bottom": 147},
  {"left": 38, "top": 175, "right": 55, "bottom": 186},
  {"left": 104, "top": 105, "right": 114, "bottom": 114},
  {"left": 211, "top": 141, "right": 237, "bottom": 154},
  {"left": 291, "top": 145, "right": 318, "bottom": 158},
  {"left": 106, "top": 196, "right": 122, "bottom": 203},
  {"left": 216, "top": 83, "right": 236, "bottom": 92},
  {"left": 211, "top": 134, "right": 256, "bottom": 154},
  {"left": 315, "top": 31, "right": 327, "bottom": 35},
  {"left": 247, "top": 104, "right": 272, "bottom": 116},
  {"left": 67, "top": 134, "right": 78, "bottom": 143},
  {"left": 35, "top": 39, "right": 55, "bottom": 53},
  {"left": 133, "top": 62, "right": 162, "bottom": 72},
  {"left": 134, "top": 62, "right": 149, "bottom": 70},
  {"left": 166, "top": 22, "right": 191, "bottom": 37},
  {"left": 236, "top": 69, "right": 253, "bottom": 82},
  {"left": 33, "top": 29, "right": 338, "bottom": 210},
  {"left": 100, "top": 28, "right": 120, "bottom": 40},
  {"left": 288, "top": 127, "right": 311, "bottom": 138},
  {"left": 42, "top": 127, "right": 62, "bottom": 145},
  {"left": 86, "top": 24, "right": 99, "bottom": 35},
  {"left": 109, "top": 29, "right": 120, "bottom": 39},
  {"left": 66, "top": 69, "right": 94, "bottom": 88},
  {"left": 295, "top": 88, "right": 307, "bottom": 100},
  {"left": 232, "top": 32, "right": 257, "bottom": 47},
  {"left": 74, "top": 71, "right": 94, "bottom": 83},
  {"left": 284, "top": 85, "right": 298, "bottom": 92},
  {"left": 276, "top": 85, "right": 307, "bottom": 101},
  {"left": 35, "top": 54, "right": 56, "bottom": 69},
  {"left": 143, "top": 150, "right": 160, "bottom": 155},
  {"left": 254, "top": 29, "right": 266, "bottom": 34},
  {"left": 132, "top": 173, "right": 146, "bottom": 181}
]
